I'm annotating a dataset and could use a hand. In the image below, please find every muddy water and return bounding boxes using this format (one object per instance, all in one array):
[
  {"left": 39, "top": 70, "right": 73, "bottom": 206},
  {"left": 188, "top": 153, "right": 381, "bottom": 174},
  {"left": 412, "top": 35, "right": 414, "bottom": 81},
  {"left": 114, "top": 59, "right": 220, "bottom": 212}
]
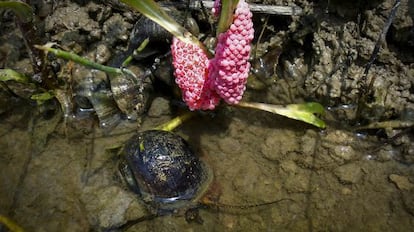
[
  {"left": 1, "top": 101, "right": 413, "bottom": 231},
  {"left": 1, "top": 0, "right": 414, "bottom": 231}
]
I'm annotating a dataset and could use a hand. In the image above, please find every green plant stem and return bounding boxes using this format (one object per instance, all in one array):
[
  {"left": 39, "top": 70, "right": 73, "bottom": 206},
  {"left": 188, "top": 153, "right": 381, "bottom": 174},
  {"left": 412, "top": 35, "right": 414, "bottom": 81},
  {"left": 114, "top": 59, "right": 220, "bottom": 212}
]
[
  {"left": 154, "top": 112, "right": 195, "bottom": 131},
  {"left": 216, "top": 0, "right": 239, "bottom": 35},
  {"left": 0, "top": 214, "right": 24, "bottom": 232},
  {"left": 121, "top": 37, "right": 150, "bottom": 67},
  {"left": 34, "top": 45, "right": 122, "bottom": 75}
]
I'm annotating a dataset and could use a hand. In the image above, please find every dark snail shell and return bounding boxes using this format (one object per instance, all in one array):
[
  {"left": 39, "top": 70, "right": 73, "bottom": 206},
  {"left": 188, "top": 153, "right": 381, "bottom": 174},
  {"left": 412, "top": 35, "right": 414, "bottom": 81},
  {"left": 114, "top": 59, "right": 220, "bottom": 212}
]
[
  {"left": 121, "top": 9, "right": 200, "bottom": 63},
  {"left": 130, "top": 9, "right": 199, "bottom": 44},
  {"left": 119, "top": 130, "right": 212, "bottom": 214}
]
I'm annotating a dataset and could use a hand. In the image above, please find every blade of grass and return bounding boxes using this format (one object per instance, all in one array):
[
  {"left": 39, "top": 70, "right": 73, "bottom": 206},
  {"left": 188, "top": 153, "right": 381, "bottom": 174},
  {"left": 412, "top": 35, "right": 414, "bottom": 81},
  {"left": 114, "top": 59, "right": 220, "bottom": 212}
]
[
  {"left": 236, "top": 101, "right": 326, "bottom": 128},
  {"left": 0, "top": 1, "right": 33, "bottom": 23}
]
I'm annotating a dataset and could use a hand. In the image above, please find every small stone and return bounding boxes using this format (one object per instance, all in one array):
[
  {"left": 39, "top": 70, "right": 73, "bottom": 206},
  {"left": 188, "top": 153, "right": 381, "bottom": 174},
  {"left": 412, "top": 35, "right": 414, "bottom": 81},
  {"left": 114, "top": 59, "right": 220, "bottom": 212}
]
[
  {"left": 95, "top": 44, "right": 111, "bottom": 64},
  {"left": 401, "top": 190, "right": 414, "bottom": 215},
  {"left": 81, "top": 186, "right": 147, "bottom": 229},
  {"left": 280, "top": 160, "right": 299, "bottom": 174},
  {"left": 300, "top": 130, "right": 318, "bottom": 155},
  {"left": 261, "top": 129, "right": 298, "bottom": 161},
  {"left": 284, "top": 172, "right": 309, "bottom": 193},
  {"left": 147, "top": 97, "right": 171, "bottom": 117},
  {"left": 103, "top": 14, "right": 132, "bottom": 45},
  {"left": 389, "top": 174, "right": 414, "bottom": 191},
  {"left": 341, "top": 187, "right": 352, "bottom": 195},
  {"left": 334, "top": 163, "right": 362, "bottom": 184},
  {"left": 332, "top": 145, "right": 356, "bottom": 161},
  {"left": 218, "top": 137, "right": 241, "bottom": 155}
]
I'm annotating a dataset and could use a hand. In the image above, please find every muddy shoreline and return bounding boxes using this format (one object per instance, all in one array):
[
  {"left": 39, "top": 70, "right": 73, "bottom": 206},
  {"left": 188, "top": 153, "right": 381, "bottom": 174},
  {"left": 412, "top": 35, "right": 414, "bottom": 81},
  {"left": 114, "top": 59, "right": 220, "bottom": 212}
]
[{"left": 1, "top": 0, "right": 413, "bottom": 231}]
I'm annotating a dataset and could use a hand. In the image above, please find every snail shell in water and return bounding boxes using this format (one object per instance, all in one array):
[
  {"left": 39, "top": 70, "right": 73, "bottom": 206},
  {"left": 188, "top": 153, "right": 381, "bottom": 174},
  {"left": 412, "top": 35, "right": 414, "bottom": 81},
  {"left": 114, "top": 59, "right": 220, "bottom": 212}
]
[
  {"left": 74, "top": 66, "right": 121, "bottom": 128},
  {"left": 119, "top": 130, "right": 213, "bottom": 214},
  {"left": 73, "top": 64, "right": 148, "bottom": 127},
  {"left": 109, "top": 67, "right": 148, "bottom": 121}
]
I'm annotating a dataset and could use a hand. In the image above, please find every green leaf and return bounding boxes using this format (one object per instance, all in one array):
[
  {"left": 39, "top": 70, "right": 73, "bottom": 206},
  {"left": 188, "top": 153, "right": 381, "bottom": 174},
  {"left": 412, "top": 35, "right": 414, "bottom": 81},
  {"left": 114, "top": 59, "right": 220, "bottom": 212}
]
[
  {"left": 0, "top": 1, "right": 33, "bottom": 23},
  {"left": 0, "top": 69, "right": 30, "bottom": 83},
  {"left": 284, "top": 102, "right": 326, "bottom": 128},
  {"left": 237, "top": 101, "right": 326, "bottom": 128},
  {"left": 31, "top": 91, "right": 55, "bottom": 104}
]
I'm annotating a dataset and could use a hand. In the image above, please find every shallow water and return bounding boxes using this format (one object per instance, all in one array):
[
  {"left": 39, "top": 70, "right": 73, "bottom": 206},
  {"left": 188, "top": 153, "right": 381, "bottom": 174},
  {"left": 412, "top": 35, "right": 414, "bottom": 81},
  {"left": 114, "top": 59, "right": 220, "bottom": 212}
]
[
  {"left": 1, "top": 101, "right": 413, "bottom": 231},
  {"left": 1, "top": 0, "right": 414, "bottom": 231}
]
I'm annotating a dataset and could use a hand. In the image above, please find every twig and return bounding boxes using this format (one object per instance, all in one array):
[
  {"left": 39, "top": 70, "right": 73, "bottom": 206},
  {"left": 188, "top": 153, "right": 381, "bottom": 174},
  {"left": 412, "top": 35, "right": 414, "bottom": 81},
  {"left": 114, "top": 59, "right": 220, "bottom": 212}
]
[
  {"left": 364, "top": 0, "right": 400, "bottom": 89},
  {"left": 356, "top": 0, "right": 401, "bottom": 119},
  {"left": 186, "top": 1, "right": 303, "bottom": 15}
]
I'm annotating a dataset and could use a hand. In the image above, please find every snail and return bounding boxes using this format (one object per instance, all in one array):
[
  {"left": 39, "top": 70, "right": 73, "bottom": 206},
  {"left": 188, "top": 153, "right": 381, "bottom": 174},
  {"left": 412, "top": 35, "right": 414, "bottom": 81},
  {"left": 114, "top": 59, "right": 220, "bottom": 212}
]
[
  {"left": 117, "top": 129, "right": 293, "bottom": 229},
  {"left": 118, "top": 130, "right": 213, "bottom": 215},
  {"left": 72, "top": 62, "right": 149, "bottom": 127},
  {"left": 109, "top": 67, "right": 149, "bottom": 121},
  {"left": 74, "top": 66, "right": 121, "bottom": 128}
]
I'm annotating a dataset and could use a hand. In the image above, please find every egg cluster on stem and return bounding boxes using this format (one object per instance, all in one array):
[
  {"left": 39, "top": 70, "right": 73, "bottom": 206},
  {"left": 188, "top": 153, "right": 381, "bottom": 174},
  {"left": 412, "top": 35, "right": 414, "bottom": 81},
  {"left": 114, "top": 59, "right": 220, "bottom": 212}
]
[{"left": 171, "top": 0, "right": 254, "bottom": 110}]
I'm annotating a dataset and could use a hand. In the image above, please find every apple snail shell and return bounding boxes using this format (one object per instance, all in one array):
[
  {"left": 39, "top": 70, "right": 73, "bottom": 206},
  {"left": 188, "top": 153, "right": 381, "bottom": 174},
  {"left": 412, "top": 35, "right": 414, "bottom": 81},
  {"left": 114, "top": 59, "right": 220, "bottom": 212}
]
[{"left": 119, "top": 130, "right": 212, "bottom": 214}]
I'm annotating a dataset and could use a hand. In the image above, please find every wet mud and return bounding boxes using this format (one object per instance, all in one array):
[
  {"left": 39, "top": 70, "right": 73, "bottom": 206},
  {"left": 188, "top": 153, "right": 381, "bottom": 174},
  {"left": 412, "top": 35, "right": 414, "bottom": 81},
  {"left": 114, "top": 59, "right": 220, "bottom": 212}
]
[{"left": 1, "top": 0, "right": 413, "bottom": 231}]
